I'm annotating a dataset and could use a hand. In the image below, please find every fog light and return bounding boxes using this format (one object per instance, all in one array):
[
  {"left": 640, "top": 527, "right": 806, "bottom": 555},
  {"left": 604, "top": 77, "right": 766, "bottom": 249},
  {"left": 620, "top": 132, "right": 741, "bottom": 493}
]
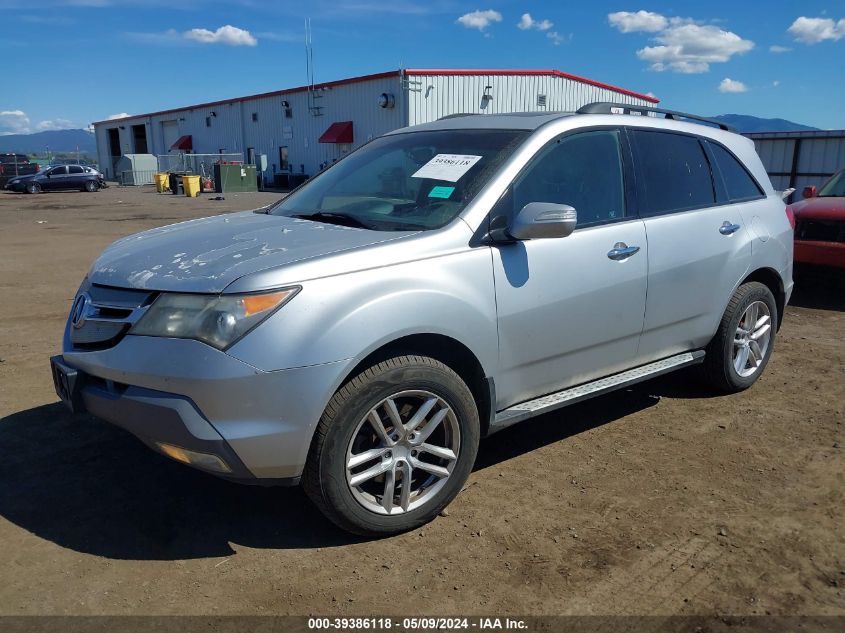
[{"left": 155, "top": 442, "right": 232, "bottom": 474}]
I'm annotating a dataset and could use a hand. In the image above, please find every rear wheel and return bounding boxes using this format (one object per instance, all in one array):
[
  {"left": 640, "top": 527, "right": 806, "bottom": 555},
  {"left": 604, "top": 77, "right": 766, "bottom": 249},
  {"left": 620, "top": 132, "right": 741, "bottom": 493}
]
[
  {"left": 701, "top": 282, "right": 777, "bottom": 392},
  {"left": 26, "top": 182, "right": 41, "bottom": 194},
  {"left": 83, "top": 180, "right": 98, "bottom": 192},
  {"left": 303, "top": 355, "right": 480, "bottom": 536}
]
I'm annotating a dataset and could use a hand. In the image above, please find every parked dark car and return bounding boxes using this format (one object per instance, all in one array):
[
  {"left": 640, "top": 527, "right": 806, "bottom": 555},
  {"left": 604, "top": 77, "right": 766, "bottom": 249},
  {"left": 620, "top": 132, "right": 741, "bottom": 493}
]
[
  {"left": 0, "top": 153, "right": 40, "bottom": 188},
  {"left": 4, "top": 164, "right": 105, "bottom": 193}
]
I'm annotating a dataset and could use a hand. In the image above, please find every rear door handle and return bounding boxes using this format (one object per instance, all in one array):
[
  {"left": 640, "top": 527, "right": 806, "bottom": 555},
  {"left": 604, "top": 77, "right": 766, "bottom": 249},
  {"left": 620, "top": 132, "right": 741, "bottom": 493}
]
[
  {"left": 719, "top": 221, "right": 741, "bottom": 235},
  {"left": 607, "top": 242, "right": 641, "bottom": 261}
]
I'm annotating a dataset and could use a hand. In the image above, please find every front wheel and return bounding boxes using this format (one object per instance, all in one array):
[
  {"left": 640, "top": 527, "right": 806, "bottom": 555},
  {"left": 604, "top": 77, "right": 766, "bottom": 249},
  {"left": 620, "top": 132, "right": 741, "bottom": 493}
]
[
  {"left": 701, "top": 282, "right": 777, "bottom": 393},
  {"left": 84, "top": 180, "right": 99, "bottom": 192},
  {"left": 303, "top": 355, "right": 480, "bottom": 536},
  {"left": 25, "top": 182, "right": 41, "bottom": 194}
]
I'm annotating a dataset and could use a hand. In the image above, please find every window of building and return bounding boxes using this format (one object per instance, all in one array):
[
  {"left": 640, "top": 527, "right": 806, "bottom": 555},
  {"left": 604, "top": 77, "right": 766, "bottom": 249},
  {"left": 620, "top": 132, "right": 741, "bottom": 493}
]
[
  {"left": 632, "top": 130, "right": 715, "bottom": 215},
  {"left": 537, "top": 94, "right": 547, "bottom": 107},
  {"left": 511, "top": 130, "right": 626, "bottom": 227},
  {"left": 206, "top": 117, "right": 212, "bottom": 127},
  {"left": 252, "top": 112, "right": 258, "bottom": 122},
  {"left": 707, "top": 141, "right": 764, "bottom": 202}
]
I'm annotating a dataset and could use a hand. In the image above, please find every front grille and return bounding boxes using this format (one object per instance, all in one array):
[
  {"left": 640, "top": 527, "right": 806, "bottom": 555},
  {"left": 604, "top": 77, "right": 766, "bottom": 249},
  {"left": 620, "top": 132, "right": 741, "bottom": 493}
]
[
  {"left": 795, "top": 219, "right": 845, "bottom": 243},
  {"left": 70, "top": 284, "right": 156, "bottom": 351}
]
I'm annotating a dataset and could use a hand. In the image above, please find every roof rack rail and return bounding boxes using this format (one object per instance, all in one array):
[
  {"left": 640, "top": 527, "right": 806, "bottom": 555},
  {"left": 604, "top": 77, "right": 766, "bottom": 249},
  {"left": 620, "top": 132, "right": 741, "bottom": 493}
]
[{"left": 577, "top": 102, "right": 734, "bottom": 132}]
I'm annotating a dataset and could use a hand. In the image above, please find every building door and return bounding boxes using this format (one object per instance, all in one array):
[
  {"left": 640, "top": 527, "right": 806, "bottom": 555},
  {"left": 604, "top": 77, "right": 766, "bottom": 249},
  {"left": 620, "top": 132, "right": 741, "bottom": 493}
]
[
  {"left": 107, "top": 128, "right": 120, "bottom": 178},
  {"left": 132, "top": 124, "right": 148, "bottom": 153},
  {"left": 279, "top": 146, "right": 289, "bottom": 171}
]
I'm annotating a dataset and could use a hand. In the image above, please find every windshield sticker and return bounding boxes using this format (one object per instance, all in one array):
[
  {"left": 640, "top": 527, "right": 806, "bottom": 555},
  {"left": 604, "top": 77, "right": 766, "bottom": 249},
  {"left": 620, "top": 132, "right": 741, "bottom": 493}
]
[
  {"left": 412, "top": 154, "right": 482, "bottom": 182},
  {"left": 428, "top": 185, "right": 455, "bottom": 199}
]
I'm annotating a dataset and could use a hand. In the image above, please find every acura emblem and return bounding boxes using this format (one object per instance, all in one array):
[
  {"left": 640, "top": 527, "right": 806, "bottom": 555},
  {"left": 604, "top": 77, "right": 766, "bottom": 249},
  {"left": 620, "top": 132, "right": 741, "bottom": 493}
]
[{"left": 70, "top": 293, "right": 90, "bottom": 329}]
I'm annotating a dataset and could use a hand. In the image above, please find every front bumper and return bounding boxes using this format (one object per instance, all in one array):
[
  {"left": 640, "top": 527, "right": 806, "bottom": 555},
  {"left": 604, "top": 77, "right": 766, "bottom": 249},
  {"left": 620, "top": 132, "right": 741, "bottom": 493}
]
[
  {"left": 794, "top": 240, "right": 845, "bottom": 268},
  {"left": 54, "top": 335, "right": 354, "bottom": 482}
]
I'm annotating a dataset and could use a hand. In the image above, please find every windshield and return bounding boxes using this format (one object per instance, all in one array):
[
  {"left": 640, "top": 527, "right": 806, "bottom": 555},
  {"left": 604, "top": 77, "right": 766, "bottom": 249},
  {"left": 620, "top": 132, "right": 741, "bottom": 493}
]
[
  {"left": 270, "top": 129, "right": 527, "bottom": 231},
  {"left": 818, "top": 171, "right": 845, "bottom": 198}
]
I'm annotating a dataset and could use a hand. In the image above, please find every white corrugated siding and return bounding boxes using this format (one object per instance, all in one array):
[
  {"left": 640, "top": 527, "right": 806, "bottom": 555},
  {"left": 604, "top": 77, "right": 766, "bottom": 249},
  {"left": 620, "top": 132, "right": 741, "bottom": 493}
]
[
  {"left": 94, "top": 75, "right": 404, "bottom": 179},
  {"left": 406, "top": 73, "right": 653, "bottom": 125},
  {"left": 93, "top": 70, "right": 656, "bottom": 179}
]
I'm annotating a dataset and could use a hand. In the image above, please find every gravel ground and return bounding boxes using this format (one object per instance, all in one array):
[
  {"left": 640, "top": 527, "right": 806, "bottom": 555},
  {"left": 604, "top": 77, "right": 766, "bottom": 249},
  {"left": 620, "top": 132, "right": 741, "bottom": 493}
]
[{"left": 0, "top": 186, "right": 842, "bottom": 617}]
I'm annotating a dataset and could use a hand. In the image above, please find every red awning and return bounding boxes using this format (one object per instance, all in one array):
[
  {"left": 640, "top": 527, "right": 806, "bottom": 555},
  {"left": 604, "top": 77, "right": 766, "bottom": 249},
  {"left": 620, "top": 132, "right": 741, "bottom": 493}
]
[
  {"left": 319, "top": 121, "right": 353, "bottom": 144},
  {"left": 170, "top": 135, "right": 193, "bottom": 151}
]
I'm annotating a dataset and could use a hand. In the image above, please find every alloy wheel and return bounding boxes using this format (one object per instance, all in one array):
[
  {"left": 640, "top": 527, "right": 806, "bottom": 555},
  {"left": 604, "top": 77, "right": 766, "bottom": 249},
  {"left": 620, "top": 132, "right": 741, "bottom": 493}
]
[
  {"left": 733, "top": 300, "right": 772, "bottom": 378},
  {"left": 345, "top": 390, "right": 460, "bottom": 515}
]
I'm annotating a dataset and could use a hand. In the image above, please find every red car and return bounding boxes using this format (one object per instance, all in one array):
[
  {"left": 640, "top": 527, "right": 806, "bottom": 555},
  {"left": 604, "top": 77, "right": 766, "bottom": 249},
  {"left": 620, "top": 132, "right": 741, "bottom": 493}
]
[{"left": 789, "top": 169, "right": 845, "bottom": 268}]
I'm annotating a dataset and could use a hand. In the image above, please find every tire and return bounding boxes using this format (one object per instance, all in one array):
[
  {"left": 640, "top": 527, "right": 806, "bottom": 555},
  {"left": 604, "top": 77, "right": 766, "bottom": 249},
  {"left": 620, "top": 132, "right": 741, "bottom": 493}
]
[
  {"left": 26, "top": 182, "right": 41, "bottom": 194},
  {"left": 303, "top": 355, "right": 480, "bottom": 536},
  {"left": 84, "top": 180, "right": 98, "bottom": 192},
  {"left": 701, "top": 282, "right": 777, "bottom": 393}
]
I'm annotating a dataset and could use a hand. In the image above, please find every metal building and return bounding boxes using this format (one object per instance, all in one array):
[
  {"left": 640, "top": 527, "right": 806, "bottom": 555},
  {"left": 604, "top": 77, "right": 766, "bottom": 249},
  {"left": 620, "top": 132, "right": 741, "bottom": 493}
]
[
  {"left": 92, "top": 68, "right": 658, "bottom": 183},
  {"left": 746, "top": 130, "right": 845, "bottom": 201}
]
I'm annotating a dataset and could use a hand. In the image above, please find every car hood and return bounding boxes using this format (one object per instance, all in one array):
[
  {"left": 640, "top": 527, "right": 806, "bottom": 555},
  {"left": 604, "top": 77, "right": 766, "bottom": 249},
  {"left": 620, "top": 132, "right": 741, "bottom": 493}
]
[
  {"left": 792, "top": 197, "right": 845, "bottom": 221},
  {"left": 7, "top": 173, "right": 37, "bottom": 182},
  {"left": 89, "top": 210, "right": 418, "bottom": 293}
]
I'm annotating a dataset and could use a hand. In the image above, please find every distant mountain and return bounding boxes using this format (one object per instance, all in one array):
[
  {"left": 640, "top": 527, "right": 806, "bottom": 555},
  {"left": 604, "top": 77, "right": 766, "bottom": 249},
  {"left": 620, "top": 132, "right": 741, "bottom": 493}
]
[
  {"left": 711, "top": 114, "right": 819, "bottom": 133},
  {"left": 0, "top": 129, "right": 96, "bottom": 155}
]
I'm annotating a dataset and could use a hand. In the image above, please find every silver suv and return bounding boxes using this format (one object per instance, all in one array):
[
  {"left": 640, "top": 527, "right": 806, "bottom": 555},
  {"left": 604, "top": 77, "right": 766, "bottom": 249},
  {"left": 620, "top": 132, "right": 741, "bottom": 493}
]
[{"left": 51, "top": 103, "right": 793, "bottom": 535}]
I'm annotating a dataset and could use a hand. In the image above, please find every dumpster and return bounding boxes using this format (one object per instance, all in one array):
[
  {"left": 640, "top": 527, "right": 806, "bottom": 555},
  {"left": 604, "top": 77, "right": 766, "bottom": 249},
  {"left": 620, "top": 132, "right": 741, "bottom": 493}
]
[
  {"left": 183, "top": 175, "right": 201, "bottom": 197},
  {"left": 154, "top": 172, "right": 170, "bottom": 193}
]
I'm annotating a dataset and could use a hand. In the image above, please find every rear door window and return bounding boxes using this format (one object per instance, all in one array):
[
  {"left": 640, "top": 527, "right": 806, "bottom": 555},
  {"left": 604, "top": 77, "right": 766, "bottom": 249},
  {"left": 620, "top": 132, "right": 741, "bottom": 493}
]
[
  {"left": 707, "top": 141, "right": 764, "bottom": 202},
  {"left": 631, "top": 130, "right": 715, "bottom": 215},
  {"left": 68, "top": 166, "right": 84, "bottom": 174}
]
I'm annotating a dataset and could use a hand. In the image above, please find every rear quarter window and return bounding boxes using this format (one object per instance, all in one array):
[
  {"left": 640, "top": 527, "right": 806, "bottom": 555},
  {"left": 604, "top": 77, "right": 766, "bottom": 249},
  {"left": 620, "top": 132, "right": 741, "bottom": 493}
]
[
  {"left": 707, "top": 141, "right": 764, "bottom": 202},
  {"left": 631, "top": 130, "right": 716, "bottom": 216}
]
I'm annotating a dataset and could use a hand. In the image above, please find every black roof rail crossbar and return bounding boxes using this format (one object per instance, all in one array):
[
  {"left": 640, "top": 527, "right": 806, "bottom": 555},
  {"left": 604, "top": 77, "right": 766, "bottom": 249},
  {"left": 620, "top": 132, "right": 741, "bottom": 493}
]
[{"left": 577, "top": 102, "right": 734, "bottom": 132}]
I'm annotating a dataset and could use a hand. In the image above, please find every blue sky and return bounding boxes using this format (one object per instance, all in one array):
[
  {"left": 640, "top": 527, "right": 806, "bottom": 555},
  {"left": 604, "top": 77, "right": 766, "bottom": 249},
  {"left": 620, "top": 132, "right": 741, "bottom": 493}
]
[{"left": 1, "top": 0, "right": 844, "bottom": 133}]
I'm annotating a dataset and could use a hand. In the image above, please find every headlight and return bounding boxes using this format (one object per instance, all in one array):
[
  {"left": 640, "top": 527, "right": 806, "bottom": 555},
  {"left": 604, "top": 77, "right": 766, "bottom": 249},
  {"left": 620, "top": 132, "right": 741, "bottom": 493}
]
[{"left": 130, "top": 287, "right": 299, "bottom": 350}]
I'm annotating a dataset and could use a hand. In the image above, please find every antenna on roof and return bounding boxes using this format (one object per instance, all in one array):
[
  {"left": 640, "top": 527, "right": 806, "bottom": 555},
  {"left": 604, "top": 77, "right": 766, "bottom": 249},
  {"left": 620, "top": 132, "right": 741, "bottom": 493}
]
[{"left": 304, "top": 19, "right": 323, "bottom": 116}]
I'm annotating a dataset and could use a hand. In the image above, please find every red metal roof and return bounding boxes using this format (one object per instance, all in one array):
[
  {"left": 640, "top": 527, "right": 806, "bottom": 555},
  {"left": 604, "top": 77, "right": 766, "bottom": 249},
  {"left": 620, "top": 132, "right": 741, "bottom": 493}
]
[
  {"left": 170, "top": 135, "right": 192, "bottom": 151},
  {"left": 319, "top": 121, "right": 354, "bottom": 144},
  {"left": 92, "top": 69, "right": 658, "bottom": 126}
]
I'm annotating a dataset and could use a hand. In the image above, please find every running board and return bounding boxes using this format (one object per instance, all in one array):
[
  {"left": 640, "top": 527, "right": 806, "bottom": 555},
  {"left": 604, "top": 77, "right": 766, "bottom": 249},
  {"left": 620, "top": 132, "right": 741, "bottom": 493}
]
[{"left": 490, "top": 351, "right": 705, "bottom": 433}]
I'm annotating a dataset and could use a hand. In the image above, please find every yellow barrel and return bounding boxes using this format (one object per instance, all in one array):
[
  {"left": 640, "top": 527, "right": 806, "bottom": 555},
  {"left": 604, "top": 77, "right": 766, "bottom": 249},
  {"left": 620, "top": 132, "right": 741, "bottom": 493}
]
[
  {"left": 153, "top": 172, "right": 170, "bottom": 193},
  {"left": 182, "top": 175, "right": 201, "bottom": 197}
]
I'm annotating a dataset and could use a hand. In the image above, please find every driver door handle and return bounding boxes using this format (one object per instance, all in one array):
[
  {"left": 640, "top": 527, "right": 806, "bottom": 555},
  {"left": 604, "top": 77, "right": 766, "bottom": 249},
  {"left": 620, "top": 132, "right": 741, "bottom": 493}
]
[
  {"left": 607, "top": 242, "right": 641, "bottom": 261},
  {"left": 719, "top": 221, "right": 741, "bottom": 235}
]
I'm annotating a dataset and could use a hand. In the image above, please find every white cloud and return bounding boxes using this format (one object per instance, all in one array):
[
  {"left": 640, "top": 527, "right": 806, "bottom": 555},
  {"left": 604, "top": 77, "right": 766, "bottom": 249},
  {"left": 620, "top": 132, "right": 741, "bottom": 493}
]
[
  {"left": 773, "top": 80, "right": 781, "bottom": 87},
  {"left": 107, "top": 113, "right": 131, "bottom": 120},
  {"left": 608, "top": 10, "right": 668, "bottom": 33},
  {"left": 546, "top": 31, "right": 564, "bottom": 45},
  {"left": 36, "top": 118, "right": 75, "bottom": 131},
  {"left": 787, "top": 16, "right": 845, "bottom": 44},
  {"left": 185, "top": 25, "right": 257, "bottom": 46},
  {"left": 636, "top": 22, "right": 754, "bottom": 73},
  {"left": 719, "top": 78, "right": 748, "bottom": 93},
  {"left": 0, "top": 110, "right": 31, "bottom": 135},
  {"left": 518, "top": 13, "right": 553, "bottom": 31},
  {"left": 769, "top": 44, "right": 791, "bottom": 53},
  {"left": 456, "top": 9, "right": 502, "bottom": 32}
]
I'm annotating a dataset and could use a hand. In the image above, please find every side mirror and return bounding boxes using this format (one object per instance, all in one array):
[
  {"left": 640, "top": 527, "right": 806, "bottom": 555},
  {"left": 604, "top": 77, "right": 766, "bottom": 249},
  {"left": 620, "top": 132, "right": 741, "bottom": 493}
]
[
  {"left": 509, "top": 203, "right": 577, "bottom": 240},
  {"left": 802, "top": 185, "right": 817, "bottom": 199}
]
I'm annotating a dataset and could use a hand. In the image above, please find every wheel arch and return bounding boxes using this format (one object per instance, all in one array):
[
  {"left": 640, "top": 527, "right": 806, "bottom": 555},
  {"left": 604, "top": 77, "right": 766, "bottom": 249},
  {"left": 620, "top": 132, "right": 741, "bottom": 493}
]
[
  {"left": 334, "top": 333, "right": 494, "bottom": 437},
  {"left": 740, "top": 267, "right": 786, "bottom": 329}
]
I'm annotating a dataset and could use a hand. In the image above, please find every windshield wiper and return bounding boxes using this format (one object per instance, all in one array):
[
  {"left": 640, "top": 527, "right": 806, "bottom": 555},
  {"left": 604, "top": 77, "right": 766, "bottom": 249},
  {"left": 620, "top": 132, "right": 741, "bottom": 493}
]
[{"left": 291, "top": 211, "right": 373, "bottom": 229}]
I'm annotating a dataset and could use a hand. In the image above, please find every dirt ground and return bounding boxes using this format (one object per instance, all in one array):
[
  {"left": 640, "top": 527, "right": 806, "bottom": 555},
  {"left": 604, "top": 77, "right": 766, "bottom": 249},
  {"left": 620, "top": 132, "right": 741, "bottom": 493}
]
[{"left": 0, "top": 185, "right": 842, "bottom": 617}]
